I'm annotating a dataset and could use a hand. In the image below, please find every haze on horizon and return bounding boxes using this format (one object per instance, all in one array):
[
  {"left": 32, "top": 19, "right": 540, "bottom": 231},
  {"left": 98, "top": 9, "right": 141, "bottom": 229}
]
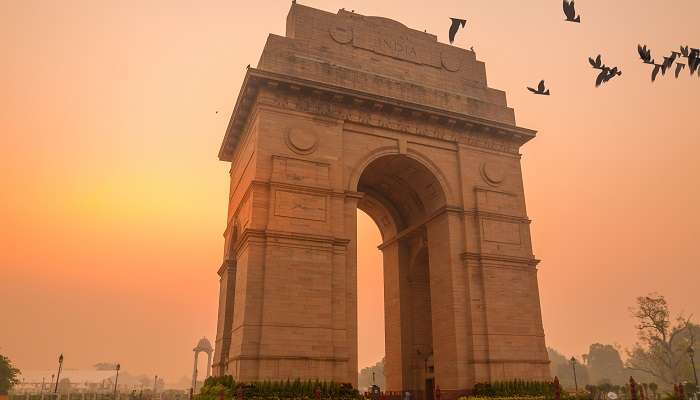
[{"left": 1, "top": 0, "right": 699, "bottom": 382}]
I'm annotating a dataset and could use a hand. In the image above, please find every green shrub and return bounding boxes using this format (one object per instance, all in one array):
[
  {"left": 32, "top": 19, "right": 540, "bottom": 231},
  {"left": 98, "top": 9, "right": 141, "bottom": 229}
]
[
  {"left": 195, "top": 377, "right": 360, "bottom": 400},
  {"left": 472, "top": 380, "right": 555, "bottom": 397}
]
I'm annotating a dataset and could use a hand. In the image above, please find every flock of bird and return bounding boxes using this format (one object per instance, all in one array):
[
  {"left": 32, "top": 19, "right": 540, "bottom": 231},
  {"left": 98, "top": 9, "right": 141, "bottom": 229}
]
[
  {"left": 447, "top": 0, "right": 697, "bottom": 96},
  {"left": 639, "top": 44, "right": 700, "bottom": 82}
]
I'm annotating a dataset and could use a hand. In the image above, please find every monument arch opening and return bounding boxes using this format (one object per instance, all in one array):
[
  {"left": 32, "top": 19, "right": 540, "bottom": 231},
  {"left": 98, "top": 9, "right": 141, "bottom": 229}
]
[
  {"left": 213, "top": 4, "right": 550, "bottom": 399},
  {"left": 355, "top": 209, "right": 385, "bottom": 389},
  {"left": 355, "top": 154, "right": 447, "bottom": 397}
]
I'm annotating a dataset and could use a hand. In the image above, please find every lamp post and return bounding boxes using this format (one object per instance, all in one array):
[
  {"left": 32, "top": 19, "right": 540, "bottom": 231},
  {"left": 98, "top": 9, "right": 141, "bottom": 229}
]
[
  {"left": 688, "top": 347, "right": 698, "bottom": 387},
  {"left": 54, "top": 354, "right": 64, "bottom": 394},
  {"left": 113, "top": 364, "right": 121, "bottom": 400},
  {"left": 570, "top": 357, "right": 579, "bottom": 392}
]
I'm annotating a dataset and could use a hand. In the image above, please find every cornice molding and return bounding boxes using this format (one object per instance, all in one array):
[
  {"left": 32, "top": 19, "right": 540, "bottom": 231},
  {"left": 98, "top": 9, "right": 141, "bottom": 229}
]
[
  {"left": 217, "top": 259, "right": 236, "bottom": 277},
  {"left": 219, "top": 69, "right": 536, "bottom": 161},
  {"left": 235, "top": 228, "right": 351, "bottom": 254}
]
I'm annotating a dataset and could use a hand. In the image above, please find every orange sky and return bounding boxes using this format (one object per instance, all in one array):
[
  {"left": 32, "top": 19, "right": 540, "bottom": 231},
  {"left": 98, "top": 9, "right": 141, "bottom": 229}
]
[{"left": 2, "top": 0, "right": 699, "bottom": 384}]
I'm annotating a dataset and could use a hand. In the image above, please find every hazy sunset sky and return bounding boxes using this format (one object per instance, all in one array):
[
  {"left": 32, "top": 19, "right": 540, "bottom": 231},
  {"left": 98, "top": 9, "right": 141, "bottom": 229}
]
[{"left": 2, "top": 0, "right": 699, "bottom": 384}]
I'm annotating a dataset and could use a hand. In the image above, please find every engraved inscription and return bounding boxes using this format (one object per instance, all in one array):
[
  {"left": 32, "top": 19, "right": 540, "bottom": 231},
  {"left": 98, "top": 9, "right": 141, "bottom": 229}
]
[
  {"left": 354, "top": 30, "right": 420, "bottom": 63},
  {"left": 380, "top": 36, "right": 418, "bottom": 60},
  {"left": 482, "top": 219, "right": 521, "bottom": 245},
  {"left": 275, "top": 190, "right": 327, "bottom": 222},
  {"left": 272, "top": 156, "right": 330, "bottom": 188}
]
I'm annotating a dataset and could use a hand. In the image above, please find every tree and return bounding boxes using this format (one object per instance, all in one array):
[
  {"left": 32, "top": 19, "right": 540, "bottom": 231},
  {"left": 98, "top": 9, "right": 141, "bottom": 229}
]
[
  {"left": 587, "top": 343, "right": 627, "bottom": 385},
  {"left": 57, "top": 378, "right": 72, "bottom": 394},
  {"left": 0, "top": 355, "right": 21, "bottom": 395},
  {"left": 548, "top": 348, "right": 590, "bottom": 389},
  {"left": 625, "top": 294, "right": 696, "bottom": 386}
]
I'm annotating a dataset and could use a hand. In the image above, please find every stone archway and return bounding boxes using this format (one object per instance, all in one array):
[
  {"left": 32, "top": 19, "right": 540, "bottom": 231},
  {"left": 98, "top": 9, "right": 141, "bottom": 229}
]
[
  {"left": 212, "top": 3, "right": 551, "bottom": 399},
  {"left": 192, "top": 337, "right": 213, "bottom": 392},
  {"left": 356, "top": 154, "right": 446, "bottom": 397}
]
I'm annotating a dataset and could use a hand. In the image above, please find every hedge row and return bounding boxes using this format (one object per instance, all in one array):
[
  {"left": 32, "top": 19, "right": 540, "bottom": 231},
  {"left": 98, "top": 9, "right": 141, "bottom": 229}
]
[
  {"left": 471, "top": 381, "right": 556, "bottom": 397},
  {"left": 196, "top": 376, "right": 361, "bottom": 400}
]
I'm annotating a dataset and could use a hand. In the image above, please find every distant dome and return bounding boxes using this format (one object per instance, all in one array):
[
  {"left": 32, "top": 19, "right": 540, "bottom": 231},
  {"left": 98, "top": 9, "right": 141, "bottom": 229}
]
[{"left": 193, "top": 337, "right": 213, "bottom": 352}]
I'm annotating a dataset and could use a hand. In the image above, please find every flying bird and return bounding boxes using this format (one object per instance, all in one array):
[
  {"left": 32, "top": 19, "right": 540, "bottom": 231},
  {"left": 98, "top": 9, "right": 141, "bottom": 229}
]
[
  {"left": 527, "top": 80, "right": 550, "bottom": 95},
  {"left": 651, "top": 64, "right": 665, "bottom": 82},
  {"left": 448, "top": 18, "right": 467, "bottom": 44},
  {"left": 689, "top": 51, "right": 699, "bottom": 74},
  {"left": 589, "top": 54, "right": 603, "bottom": 69},
  {"left": 595, "top": 70, "right": 608, "bottom": 87},
  {"left": 563, "top": 0, "right": 581, "bottom": 23},
  {"left": 588, "top": 55, "right": 621, "bottom": 86},
  {"left": 637, "top": 45, "right": 654, "bottom": 64},
  {"left": 675, "top": 63, "right": 686, "bottom": 78},
  {"left": 662, "top": 56, "right": 676, "bottom": 72},
  {"left": 595, "top": 67, "right": 622, "bottom": 87}
]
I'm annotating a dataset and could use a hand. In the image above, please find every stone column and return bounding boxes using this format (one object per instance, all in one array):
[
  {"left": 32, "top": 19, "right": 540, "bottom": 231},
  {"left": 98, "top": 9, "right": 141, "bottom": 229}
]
[
  {"left": 206, "top": 352, "right": 212, "bottom": 378},
  {"left": 380, "top": 239, "right": 415, "bottom": 392},
  {"left": 426, "top": 210, "right": 473, "bottom": 397},
  {"left": 213, "top": 260, "right": 237, "bottom": 375},
  {"left": 191, "top": 351, "right": 199, "bottom": 390}
]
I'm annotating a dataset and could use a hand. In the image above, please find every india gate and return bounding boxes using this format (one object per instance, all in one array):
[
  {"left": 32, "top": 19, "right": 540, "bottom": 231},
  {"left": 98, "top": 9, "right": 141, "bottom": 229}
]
[{"left": 213, "top": 3, "right": 550, "bottom": 398}]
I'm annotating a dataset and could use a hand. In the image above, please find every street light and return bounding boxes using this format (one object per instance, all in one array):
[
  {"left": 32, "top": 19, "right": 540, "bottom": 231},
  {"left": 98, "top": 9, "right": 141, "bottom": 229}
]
[
  {"left": 688, "top": 347, "right": 698, "bottom": 387},
  {"left": 570, "top": 357, "right": 579, "bottom": 392},
  {"left": 54, "top": 354, "right": 64, "bottom": 394},
  {"left": 113, "top": 364, "right": 121, "bottom": 400}
]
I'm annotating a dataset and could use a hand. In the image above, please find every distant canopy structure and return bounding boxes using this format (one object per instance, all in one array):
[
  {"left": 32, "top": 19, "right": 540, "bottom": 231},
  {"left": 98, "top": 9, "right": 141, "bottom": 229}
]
[{"left": 192, "top": 337, "right": 213, "bottom": 391}]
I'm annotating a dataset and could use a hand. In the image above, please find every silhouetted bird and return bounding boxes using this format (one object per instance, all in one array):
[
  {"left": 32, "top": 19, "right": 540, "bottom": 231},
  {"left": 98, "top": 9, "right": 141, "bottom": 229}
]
[
  {"left": 662, "top": 56, "right": 675, "bottom": 72},
  {"left": 637, "top": 45, "right": 654, "bottom": 64},
  {"left": 589, "top": 55, "right": 621, "bottom": 86},
  {"left": 688, "top": 51, "right": 699, "bottom": 74},
  {"left": 527, "top": 80, "right": 550, "bottom": 95},
  {"left": 595, "top": 70, "right": 608, "bottom": 87},
  {"left": 651, "top": 64, "right": 665, "bottom": 82},
  {"left": 563, "top": 0, "right": 581, "bottom": 23},
  {"left": 675, "top": 63, "right": 686, "bottom": 78},
  {"left": 448, "top": 18, "right": 467, "bottom": 44},
  {"left": 589, "top": 54, "right": 603, "bottom": 69},
  {"left": 595, "top": 67, "right": 622, "bottom": 87}
]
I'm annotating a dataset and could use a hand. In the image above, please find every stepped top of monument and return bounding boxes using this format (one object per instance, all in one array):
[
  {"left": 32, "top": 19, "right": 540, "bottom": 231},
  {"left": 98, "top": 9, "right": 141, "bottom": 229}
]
[
  {"left": 260, "top": 3, "right": 514, "bottom": 118},
  {"left": 219, "top": 3, "right": 535, "bottom": 161}
]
